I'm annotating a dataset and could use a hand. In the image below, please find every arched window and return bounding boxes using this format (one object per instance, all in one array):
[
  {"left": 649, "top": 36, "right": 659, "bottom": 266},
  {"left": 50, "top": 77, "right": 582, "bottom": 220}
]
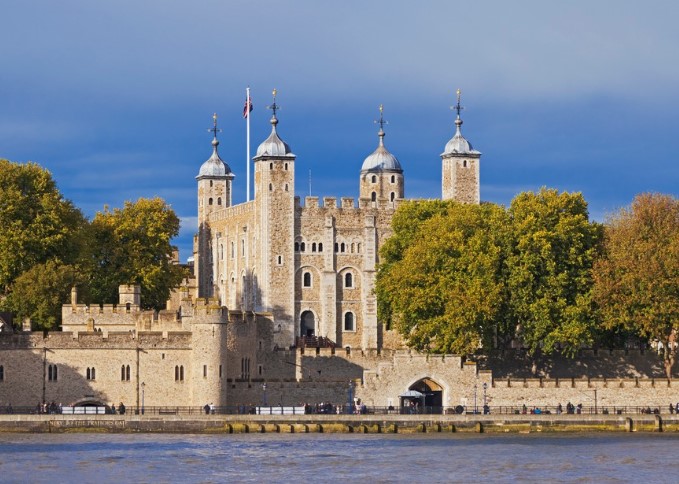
[
  {"left": 217, "top": 197, "right": 222, "bottom": 205},
  {"left": 285, "top": 184, "right": 289, "bottom": 192},
  {"left": 351, "top": 243, "right": 355, "bottom": 253},
  {"left": 312, "top": 243, "right": 317, "bottom": 252},
  {"left": 285, "top": 163, "right": 288, "bottom": 170},
  {"left": 122, "top": 365, "right": 126, "bottom": 381},
  {"left": 371, "top": 175, "right": 377, "bottom": 183},
  {"left": 48, "top": 364, "right": 58, "bottom": 381},
  {"left": 86, "top": 367, "right": 95, "bottom": 381},
  {"left": 126, "top": 302, "right": 131, "bottom": 312},
  {"left": 391, "top": 175, "right": 395, "bottom": 183},
  {"left": 294, "top": 242, "right": 299, "bottom": 252},
  {"left": 175, "top": 365, "right": 179, "bottom": 380},
  {"left": 303, "top": 272, "right": 312, "bottom": 287},
  {"left": 269, "top": 183, "right": 272, "bottom": 191},
  {"left": 340, "top": 243, "right": 345, "bottom": 253},
  {"left": 357, "top": 243, "right": 361, "bottom": 253},
  {"left": 334, "top": 243, "right": 338, "bottom": 252},
  {"left": 208, "top": 198, "right": 213, "bottom": 205},
  {"left": 0, "top": 365, "right": 3, "bottom": 381},
  {"left": 270, "top": 163, "right": 273, "bottom": 170},
  {"left": 390, "top": 192, "right": 395, "bottom": 201},
  {"left": 344, "top": 312, "right": 355, "bottom": 331},
  {"left": 318, "top": 243, "right": 323, "bottom": 252},
  {"left": 345, "top": 272, "right": 353, "bottom": 288},
  {"left": 371, "top": 192, "right": 376, "bottom": 202},
  {"left": 210, "top": 180, "right": 213, "bottom": 187},
  {"left": 231, "top": 242, "right": 235, "bottom": 258},
  {"left": 180, "top": 365, "right": 184, "bottom": 381},
  {"left": 300, "top": 242, "right": 305, "bottom": 252}
]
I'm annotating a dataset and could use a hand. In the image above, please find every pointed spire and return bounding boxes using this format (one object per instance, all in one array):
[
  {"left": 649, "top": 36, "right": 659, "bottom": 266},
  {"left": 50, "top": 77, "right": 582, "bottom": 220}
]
[
  {"left": 207, "top": 112, "right": 222, "bottom": 152},
  {"left": 375, "top": 104, "right": 388, "bottom": 147},
  {"left": 267, "top": 88, "right": 279, "bottom": 129},
  {"left": 452, "top": 88, "right": 464, "bottom": 132}
]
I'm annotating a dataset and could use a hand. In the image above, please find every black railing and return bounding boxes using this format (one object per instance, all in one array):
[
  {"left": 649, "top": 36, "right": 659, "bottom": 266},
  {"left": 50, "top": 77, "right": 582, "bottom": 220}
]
[
  {"left": 0, "top": 404, "right": 675, "bottom": 417},
  {"left": 296, "top": 336, "right": 336, "bottom": 349}
]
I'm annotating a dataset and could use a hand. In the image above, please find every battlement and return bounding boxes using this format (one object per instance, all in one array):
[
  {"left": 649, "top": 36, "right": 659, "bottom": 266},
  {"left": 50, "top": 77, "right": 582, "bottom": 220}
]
[
  {"left": 209, "top": 200, "right": 255, "bottom": 222},
  {"left": 0, "top": 330, "right": 193, "bottom": 349}
]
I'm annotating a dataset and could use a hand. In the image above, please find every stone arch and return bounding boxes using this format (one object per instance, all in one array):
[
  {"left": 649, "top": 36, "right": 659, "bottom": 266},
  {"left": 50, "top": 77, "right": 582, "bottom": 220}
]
[{"left": 405, "top": 377, "right": 444, "bottom": 413}]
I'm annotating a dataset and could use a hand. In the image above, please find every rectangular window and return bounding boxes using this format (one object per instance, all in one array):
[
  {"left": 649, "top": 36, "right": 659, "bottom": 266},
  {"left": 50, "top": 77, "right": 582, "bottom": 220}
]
[
  {"left": 203, "top": 365, "right": 207, "bottom": 378},
  {"left": 219, "top": 365, "right": 223, "bottom": 378}
]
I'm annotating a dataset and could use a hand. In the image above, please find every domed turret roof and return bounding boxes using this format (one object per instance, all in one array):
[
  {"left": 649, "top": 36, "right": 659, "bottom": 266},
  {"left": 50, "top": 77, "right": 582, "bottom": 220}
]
[
  {"left": 197, "top": 114, "right": 233, "bottom": 179},
  {"left": 361, "top": 105, "right": 402, "bottom": 173},
  {"left": 361, "top": 130, "right": 402, "bottom": 173},
  {"left": 255, "top": 117, "right": 294, "bottom": 157},
  {"left": 442, "top": 90, "right": 481, "bottom": 157}
]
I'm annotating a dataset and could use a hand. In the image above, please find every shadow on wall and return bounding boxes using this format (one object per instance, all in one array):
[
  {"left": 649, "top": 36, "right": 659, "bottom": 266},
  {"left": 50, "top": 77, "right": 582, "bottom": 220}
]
[
  {"left": 480, "top": 349, "right": 671, "bottom": 379},
  {"left": 0, "top": 330, "right": 110, "bottom": 409}
]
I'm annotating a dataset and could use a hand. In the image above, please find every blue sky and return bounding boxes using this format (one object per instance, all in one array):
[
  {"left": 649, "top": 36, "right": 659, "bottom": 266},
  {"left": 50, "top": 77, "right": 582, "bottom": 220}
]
[{"left": 2, "top": 1, "right": 678, "bottom": 261}]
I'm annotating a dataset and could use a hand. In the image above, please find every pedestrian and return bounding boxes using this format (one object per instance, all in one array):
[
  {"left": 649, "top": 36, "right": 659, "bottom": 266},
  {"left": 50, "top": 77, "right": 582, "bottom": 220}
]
[
  {"left": 670, "top": 403, "right": 674, "bottom": 414},
  {"left": 204, "top": 403, "right": 210, "bottom": 415}
]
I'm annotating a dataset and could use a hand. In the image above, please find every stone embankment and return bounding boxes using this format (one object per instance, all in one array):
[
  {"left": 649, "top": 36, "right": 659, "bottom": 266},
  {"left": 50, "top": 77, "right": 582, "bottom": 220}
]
[{"left": 0, "top": 414, "right": 676, "bottom": 434}]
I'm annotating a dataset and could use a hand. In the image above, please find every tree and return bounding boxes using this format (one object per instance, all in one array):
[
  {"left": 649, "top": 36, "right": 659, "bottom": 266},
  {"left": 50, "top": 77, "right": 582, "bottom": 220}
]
[
  {"left": 593, "top": 193, "right": 679, "bottom": 380},
  {"left": 2, "top": 261, "right": 82, "bottom": 330},
  {"left": 376, "top": 201, "right": 509, "bottom": 354},
  {"left": 84, "top": 197, "right": 186, "bottom": 310},
  {"left": 506, "top": 188, "right": 602, "bottom": 357},
  {"left": 0, "top": 159, "right": 85, "bottom": 293}
]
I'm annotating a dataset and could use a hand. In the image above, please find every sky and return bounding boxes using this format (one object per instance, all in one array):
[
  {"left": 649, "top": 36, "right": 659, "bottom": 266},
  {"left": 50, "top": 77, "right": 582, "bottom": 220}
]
[{"left": 2, "top": 1, "right": 678, "bottom": 262}]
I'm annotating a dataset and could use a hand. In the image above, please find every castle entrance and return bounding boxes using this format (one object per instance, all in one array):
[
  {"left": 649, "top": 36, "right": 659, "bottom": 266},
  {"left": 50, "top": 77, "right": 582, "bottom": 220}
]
[
  {"left": 300, "top": 311, "right": 315, "bottom": 337},
  {"left": 407, "top": 378, "right": 443, "bottom": 414}
]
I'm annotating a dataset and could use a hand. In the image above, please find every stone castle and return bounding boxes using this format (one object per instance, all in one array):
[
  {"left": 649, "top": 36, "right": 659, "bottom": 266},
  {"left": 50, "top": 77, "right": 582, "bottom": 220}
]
[{"left": 0, "top": 92, "right": 673, "bottom": 413}]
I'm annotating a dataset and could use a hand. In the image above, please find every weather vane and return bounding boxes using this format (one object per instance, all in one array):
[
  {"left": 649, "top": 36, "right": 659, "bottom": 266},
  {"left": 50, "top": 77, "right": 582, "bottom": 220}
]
[
  {"left": 208, "top": 113, "right": 222, "bottom": 138},
  {"left": 375, "top": 104, "right": 388, "bottom": 131},
  {"left": 267, "top": 88, "right": 279, "bottom": 117},
  {"left": 451, "top": 89, "right": 464, "bottom": 118}
]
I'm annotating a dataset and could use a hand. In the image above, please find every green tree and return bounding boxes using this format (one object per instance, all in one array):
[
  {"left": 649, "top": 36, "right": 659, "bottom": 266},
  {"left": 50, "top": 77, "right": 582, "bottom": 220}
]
[
  {"left": 84, "top": 197, "right": 186, "bottom": 310},
  {"left": 592, "top": 193, "right": 679, "bottom": 380},
  {"left": 0, "top": 159, "right": 85, "bottom": 293},
  {"left": 506, "top": 188, "right": 602, "bottom": 357},
  {"left": 2, "top": 261, "right": 82, "bottom": 330},
  {"left": 376, "top": 201, "right": 509, "bottom": 354}
]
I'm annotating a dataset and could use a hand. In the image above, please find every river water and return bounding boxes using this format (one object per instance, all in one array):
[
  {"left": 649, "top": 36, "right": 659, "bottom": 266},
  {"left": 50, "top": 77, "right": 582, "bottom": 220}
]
[{"left": 0, "top": 433, "right": 676, "bottom": 483}]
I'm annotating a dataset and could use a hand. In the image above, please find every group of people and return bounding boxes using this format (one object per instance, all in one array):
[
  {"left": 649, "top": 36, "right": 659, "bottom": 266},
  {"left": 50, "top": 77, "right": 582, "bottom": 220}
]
[
  {"left": 203, "top": 403, "right": 215, "bottom": 414},
  {"left": 36, "top": 401, "right": 62, "bottom": 414},
  {"left": 109, "top": 402, "right": 126, "bottom": 415}
]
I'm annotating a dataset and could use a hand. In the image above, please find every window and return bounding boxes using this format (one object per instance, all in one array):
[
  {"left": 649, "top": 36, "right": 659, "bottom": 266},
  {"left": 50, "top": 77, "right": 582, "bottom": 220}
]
[
  {"left": 220, "top": 244, "right": 224, "bottom": 260},
  {"left": 350, "top": 243, "right": 355, "bottom": 253},
  {"left": 231, "top": 242, "right": 235, "bottom": 258},
  {"left": 217, "top": 197, "right": 222, "bottom": 205},
  {"left": 303, "top": 272, "right": 312, "bottom": 287},
  {"left": 270, "top": 162, "right": 273, "bottom": 170},
  {"left": 241, "top": 239, "right": 245, "bottom": 256},
  {"left": 86, "top": 367, "right": 96, "bottom": 381},
  {"left": 344, "top": 312, "right": 355, "bottom": 331},
  {"left": 334, "top": 243, "right": 338, "bottom": 252},
  {"left": 284, "top": 163, "right": 288, "bottom": 170},
  {"left": 300, "top": 242, "right": 306, "bottom": 252},
  {"left": 277, "top": 255, "right": 283, "bottom": 265},
  {"left": 345, "top": 272, "right": 353, "bottom": 288},
  {"left": 209, "top": 198, "right": 213, "bottom": 205},
  {"left": 203, "top": 365, "right": 207, "bottom": 378},
  {"left": 318, "top": 243, "right": 323, "bottom": 252},
  {"left": 258, "top": 365, "right": 263, "bottom": 376},
  {"left": 269, "top": 183, "right": 272, "bottom": 191},
  {"left": 463, "top": 160, "right": 467, "bottom": 168},
  {"left": 391, "top": 175, "right": 395, "bottom": 183},
  {"left": 0, "top": 365, "right": 3, "bottom": 381},
  {"left": 121, "top": 365, "right": 130, "bottom": 381},
  {"left": 340, "top": 243, "right": 345, "bottom": 253},
  {"left": 285, "top": 184, "right": 289, "bottom": 192},
  {"left": 210, "top": 180, "right": 213, "bottom": 187},
  {"left": 312, "top": 243, "right": 317, "bottom": 252},
  {"left": 294, "top": 242, "right": 299, "bottom": 252},
  {"left": 241, "top": 358, "right": 250, "bottom": 379},
  {"left": 371, "top": 192, "right": 376, "bottom": 202},
  {"left": 48, "top": 364, "right": 58, "bottom": 381},
  {"left": 371, "top": 175, "right": 377, "bottom": 183},
  {"left": 390, "top": 192, "right": 395, "bottom": 201}
]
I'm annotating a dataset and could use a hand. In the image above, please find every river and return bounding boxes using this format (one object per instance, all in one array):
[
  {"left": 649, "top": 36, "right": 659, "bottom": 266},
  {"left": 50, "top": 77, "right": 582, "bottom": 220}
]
[{"left": 0, "top": 433, "right": 675, "bottom": 483}]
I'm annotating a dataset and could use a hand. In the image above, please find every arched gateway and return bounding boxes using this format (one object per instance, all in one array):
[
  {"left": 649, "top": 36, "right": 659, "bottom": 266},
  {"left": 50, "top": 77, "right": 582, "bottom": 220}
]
[
  {"left": 300, "top": 310, "right": 315, "bottom": 337},
  {"left": 406, "top": 378, "right": 443, "bottom": 413}
]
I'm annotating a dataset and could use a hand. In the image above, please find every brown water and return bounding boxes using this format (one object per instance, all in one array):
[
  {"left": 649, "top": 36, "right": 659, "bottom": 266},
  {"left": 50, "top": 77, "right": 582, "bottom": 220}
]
[{"left": 0, "top": 433, "right": 677, "bottom": 483}]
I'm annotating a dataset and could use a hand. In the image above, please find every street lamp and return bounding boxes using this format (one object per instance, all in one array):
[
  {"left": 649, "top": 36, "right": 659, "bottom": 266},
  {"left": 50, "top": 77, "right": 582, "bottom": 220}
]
[
  {"left": 347, "top": 380, "right": 354, "bottom": 414},
  {"left": 483, "top": 383, "right": 488, "bottom": 414},
  {"left": 141, "top": 381, "right": 146, "bottom": 415},
  {"left": 474, "top": 383, "right": 478, "bottom": 414},
  {"left": 262, "top": 383, "right": 267, "bottom": 407}
]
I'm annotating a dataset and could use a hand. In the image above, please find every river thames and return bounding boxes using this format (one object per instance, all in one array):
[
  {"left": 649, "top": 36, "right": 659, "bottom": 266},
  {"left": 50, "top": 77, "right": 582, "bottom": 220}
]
[{"left": 0, "top": 433, "right": 676, "bottom": 483}]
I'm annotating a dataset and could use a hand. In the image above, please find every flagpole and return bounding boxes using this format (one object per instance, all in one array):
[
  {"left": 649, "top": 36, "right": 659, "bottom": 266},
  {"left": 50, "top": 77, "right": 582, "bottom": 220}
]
[{"left": 246, "top": 86, "right": 251, "bottom": 202}]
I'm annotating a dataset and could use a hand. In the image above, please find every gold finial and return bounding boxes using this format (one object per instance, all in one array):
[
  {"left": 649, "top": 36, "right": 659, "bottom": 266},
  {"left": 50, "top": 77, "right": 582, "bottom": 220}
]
[
  {"left": 379, "top": 104, "right": 383, "bottom": 114},
  {"left": 456, "top": 88, "right": 461, "bottom": 101},
  {"left": 213, "top": 113, "right": 217, "bottom": 126},
  {"left": 272, "top": 88, "right": 277, "bottom": 98}
]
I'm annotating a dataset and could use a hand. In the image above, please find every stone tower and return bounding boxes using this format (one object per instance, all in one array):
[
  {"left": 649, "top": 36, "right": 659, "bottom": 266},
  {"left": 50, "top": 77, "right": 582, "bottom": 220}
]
[
  {"left": 441, "top": 90, "right": 481, "bottom": 203},
  {"left": 253, "top": 90, "right": 296, "bottom": 347},
  {"left": 195, "top": 114, "right": 235, "bottom": 297},
  {"left": 359, "top": 105, "right": 404, "bottom": 207}
]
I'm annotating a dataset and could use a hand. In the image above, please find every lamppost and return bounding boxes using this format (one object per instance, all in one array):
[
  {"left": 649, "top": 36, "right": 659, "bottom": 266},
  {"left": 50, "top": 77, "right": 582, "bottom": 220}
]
[
  {"left": 474, "top": 383, "right": 478, "bottom": 414},
  {"left": 262, "top": 383, "right": 268, "bottom": 407},
  {"left": 141, "top": 381, "right": 146, "bottom": 415},
  {"left": 347, "top": 380, "right": 354, "bottom": 414},
  {"left": 483, "top": 382, "right": 488, "bottom": 414}
]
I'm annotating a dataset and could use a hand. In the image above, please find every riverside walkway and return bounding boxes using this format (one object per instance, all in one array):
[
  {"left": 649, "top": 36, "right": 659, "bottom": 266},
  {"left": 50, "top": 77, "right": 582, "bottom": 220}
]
[{"left": 1, "top": 413, "right": 677, "bottom": 434}]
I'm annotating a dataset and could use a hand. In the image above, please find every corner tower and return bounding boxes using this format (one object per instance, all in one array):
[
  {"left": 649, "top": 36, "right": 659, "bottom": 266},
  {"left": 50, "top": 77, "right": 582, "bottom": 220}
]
[
  {"left": 360, "top": 105, "right": 404, "bottom": 206},
  {"left": 195, "top": 114, "right": 235, "bottom": 297},
  {"left": 253, "top": 90, "right": 296, "bottom": 347},
  {"left": 441, "top": 90, "right": 481, "bottom": 203}
]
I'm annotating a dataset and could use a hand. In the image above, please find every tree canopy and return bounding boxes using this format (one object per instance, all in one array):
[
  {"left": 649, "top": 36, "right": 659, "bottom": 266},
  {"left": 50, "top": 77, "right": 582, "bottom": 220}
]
[
  {"left": 593, "top": 193, "right": 679, "bottom": 380},
  {"left": 377, "top": 188, "right": 603, "bottom": 358}
]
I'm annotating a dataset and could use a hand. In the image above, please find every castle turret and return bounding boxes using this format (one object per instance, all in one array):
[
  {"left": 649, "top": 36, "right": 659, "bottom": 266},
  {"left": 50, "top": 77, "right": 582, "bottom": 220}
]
[
  {"left": 441, "top": 90, "right": 480, "bottom": 204},
  {"left": 253, "top": 89, "right": 296, "bottom": 347},
  {"left": 359, "top": 105, "right": 404, "bottom": 207},
  {"left": 195, "top": 114, "right": 234, "bottom": 297}
]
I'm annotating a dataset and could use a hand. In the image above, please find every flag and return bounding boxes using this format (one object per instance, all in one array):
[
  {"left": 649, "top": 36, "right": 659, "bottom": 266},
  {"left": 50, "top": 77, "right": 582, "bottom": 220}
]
[{"left": 243, "top": 96, "right": 253, "bottom": 118}]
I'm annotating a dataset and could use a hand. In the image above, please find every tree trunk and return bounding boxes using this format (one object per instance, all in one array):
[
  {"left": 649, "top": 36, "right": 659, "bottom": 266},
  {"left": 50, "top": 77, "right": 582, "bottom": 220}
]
[{"left": 663, "top": 343, "right": 675, "bottom": 382}]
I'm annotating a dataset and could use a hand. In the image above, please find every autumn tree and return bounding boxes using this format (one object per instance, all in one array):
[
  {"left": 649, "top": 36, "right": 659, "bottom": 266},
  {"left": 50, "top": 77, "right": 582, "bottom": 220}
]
[
  {"left": 506, "top": 188, "right": 602, "bottom": 357},
  {"left": 376, "top": 201, "right": 509, "bottom": 354},
  {"left": 0, "top": 159, "right": 85, "bottom": 294},
  {"left": 83, "top": 198, "right": 186, "bottom": 310},
  {"left": 593, "top": 193, "right": 679, "bottom": 380}
]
